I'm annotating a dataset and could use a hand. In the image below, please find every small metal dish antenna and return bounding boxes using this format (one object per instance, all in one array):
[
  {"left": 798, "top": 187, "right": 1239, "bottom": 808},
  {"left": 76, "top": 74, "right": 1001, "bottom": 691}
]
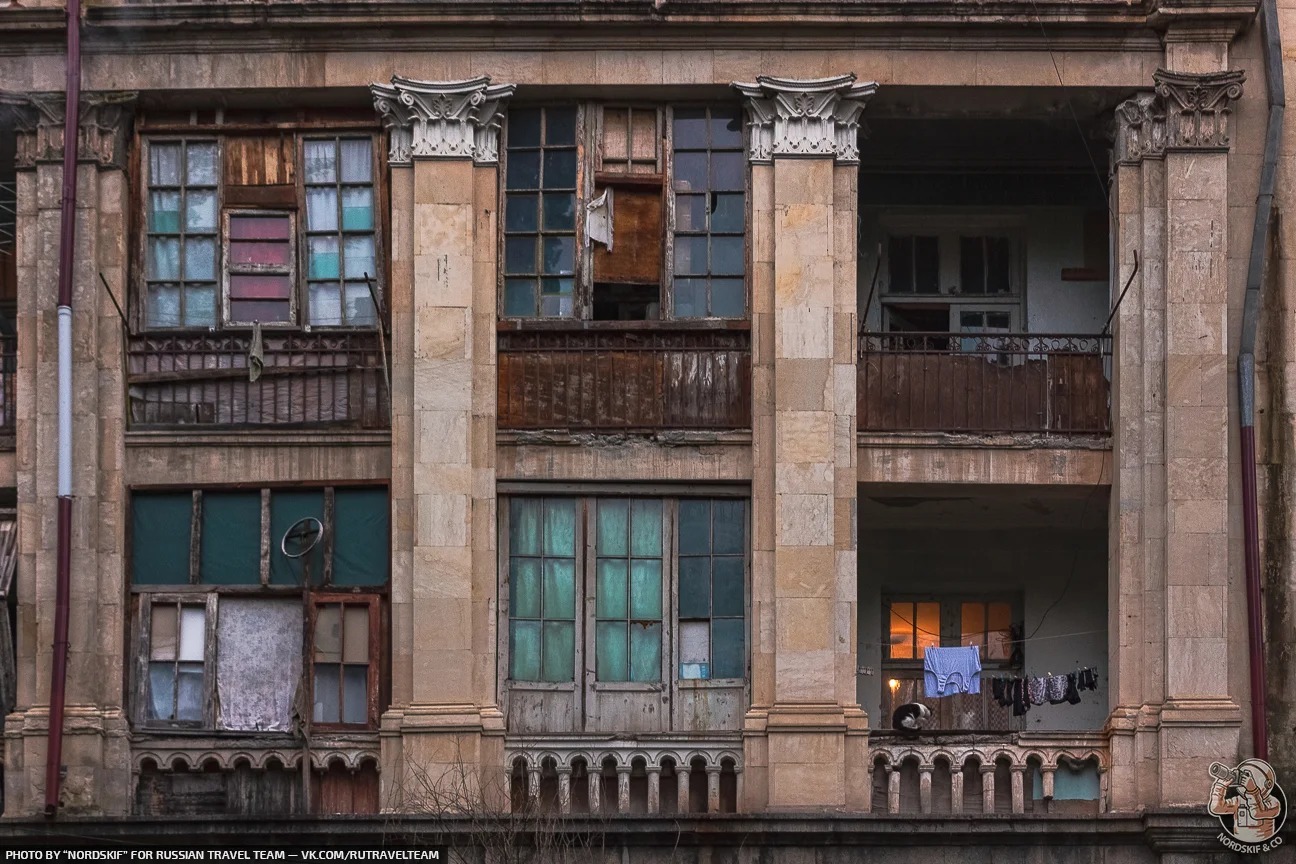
[{"left": 281, "top": 517, "right": 325, "bottom": 559}]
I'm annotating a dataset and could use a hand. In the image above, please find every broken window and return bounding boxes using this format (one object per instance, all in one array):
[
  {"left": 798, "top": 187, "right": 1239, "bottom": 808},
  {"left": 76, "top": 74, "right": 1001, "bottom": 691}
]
[
  {"left": 140, "top": 131, "right": 382, "bottom": 331},
  {"left": 500, "top": 103, "right": 747, "bottom": 322},
  {"left": 130, "top": 485, "right": 388, "bottom": 732},
  {"left": 503, "top": 496, "right": 748, "bottom": 688}
]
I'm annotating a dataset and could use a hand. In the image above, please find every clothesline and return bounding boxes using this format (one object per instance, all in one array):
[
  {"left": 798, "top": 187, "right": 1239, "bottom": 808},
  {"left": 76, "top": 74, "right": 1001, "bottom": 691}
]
[{"left": 864, "top": 627, "right": 1106, "bottom": 650}]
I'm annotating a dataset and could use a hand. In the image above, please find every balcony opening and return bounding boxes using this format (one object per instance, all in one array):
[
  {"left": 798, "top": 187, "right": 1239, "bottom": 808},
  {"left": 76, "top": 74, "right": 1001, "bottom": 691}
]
[
  {"left": 931, "top": 757, "right": 953, "bottom": 814},
  {"left": 659, "top": 758, "right": 680, "bottom": 813},
  {"left": 570, "top": 757, "right": 591, "bottom": 814}
]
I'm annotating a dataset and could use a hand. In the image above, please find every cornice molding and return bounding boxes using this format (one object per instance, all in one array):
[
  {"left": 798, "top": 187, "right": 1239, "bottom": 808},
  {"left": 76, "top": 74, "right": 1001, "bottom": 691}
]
[
  {"left": 370, "top": 75, "right": 516, "bottom": 165},
  {"left": 2, "top": 91, "right": 137, "bottom": 170},
  {"left": 732, "top": 74, "right": 877, "bottom": 165}
]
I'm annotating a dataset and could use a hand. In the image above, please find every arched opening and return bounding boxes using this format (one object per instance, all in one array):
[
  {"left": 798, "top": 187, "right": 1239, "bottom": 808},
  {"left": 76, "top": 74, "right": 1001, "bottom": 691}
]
[
  {"left": 898, "top": 756, "right": 921, "bottom": 814},
  {"left": 719, "top": 757, "right": 738, "bottom": 813},
  {"left": 993, "top": 756, "right": 1013, "bottom": 814},
  {"left": 931, "top": 756, "right": 952, "bottom": 814},
  {"left": 962, "top": 757, "right": 983, "bottom": 813},
  {"left": 659, "top": 757, "right": 680, "bottom": 813}
]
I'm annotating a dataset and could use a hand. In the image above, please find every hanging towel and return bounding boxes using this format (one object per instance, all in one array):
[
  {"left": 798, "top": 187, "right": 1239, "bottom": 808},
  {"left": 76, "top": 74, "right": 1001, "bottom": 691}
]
[
  {"left": 248, "top": 322, "right": 265, "bottom": 383},
  {"left": 923, "top": 645, "right": 981, "bottom": 697},
  {"left": 1045, "top": 675, "right": 1068, "bottom": 705}
]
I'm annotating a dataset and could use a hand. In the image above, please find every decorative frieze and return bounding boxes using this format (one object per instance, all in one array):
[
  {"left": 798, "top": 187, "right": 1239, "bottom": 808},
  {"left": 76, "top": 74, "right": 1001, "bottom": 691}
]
[
  {"left": 1154, "top": 69, "right": 1245, "bottom": 151},
  {"left": 1114, "top": 93, "right": 1166, "bottom": 165},
  {"left": 2, "top": 91, "right": 136, "bottom": 170},
  {"left": 731, "top": 74, "right": 878, "bottom": 164},
  {"left": 370, "top": 75, "right": 516, "bottom": 165}
]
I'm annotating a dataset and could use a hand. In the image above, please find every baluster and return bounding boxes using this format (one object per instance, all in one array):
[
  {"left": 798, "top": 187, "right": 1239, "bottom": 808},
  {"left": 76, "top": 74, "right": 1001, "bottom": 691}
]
[
  {"left": 588, "top": 766, "right": 602, "bottom": 814},
  {"left": 887, "top": 766, "right": 900, "bottom": 815},
  {"left": 676, "top": 765, "right": 690, "bottom": 813},
  {"left": 919, "top": 765, "right": 933, "bottom": 815},
  {"left": 706, "top": 766, "right": 721, "bottom": 814},
  {"left": 951, "top": 764, "right": 964, "bottom": 814},
  {"left": 557, "top": 767, "right": 571, "bottom": 815},
  {"left": 1011, "top": 765, "right": 1025, "bottom": 814},
  {"left": 617, "top": 765, "right": 631, "bottom": 814},
  {"left": 1041, "top": 766, "right": 1056, "bottom": 809},
  {"left": 527, "top": 764, "right": 540, "bottom": 810},
  {"left": 980, "top": 765, "right": 996, "bottom": 815},
  {"left": 647, "top": 766, "right": 661, "bottom": 815}
]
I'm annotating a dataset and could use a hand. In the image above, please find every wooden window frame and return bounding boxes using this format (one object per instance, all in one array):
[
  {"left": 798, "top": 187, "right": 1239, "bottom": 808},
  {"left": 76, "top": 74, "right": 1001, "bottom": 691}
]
[
  {"left": 881, "top": 593, "right": 1022, "bottom": 672},
  {"left": 308, "top": 593, "right": 382, "bottom": 731},
  {"left": 133, "top": 592, "right": 219, "bottom": 730},
  {"left": 221, "top": 208, "right": 298, "bottom": 328},
  {"left": 498, "top": 101, "right": 749, "bottom": 324}
]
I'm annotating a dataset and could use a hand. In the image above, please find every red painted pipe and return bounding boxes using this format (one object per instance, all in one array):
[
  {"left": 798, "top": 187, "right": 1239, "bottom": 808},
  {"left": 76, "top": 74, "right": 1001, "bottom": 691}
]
[
  {"left": 1240, "top": 424, "right": 1268, "bottom": 762},
  {"left": 44, "top": 0, "right": 80, "bottom": 818}
]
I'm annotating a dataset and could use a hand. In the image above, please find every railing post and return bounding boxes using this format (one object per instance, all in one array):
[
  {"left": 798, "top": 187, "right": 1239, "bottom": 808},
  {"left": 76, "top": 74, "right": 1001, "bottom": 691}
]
[{"left": 918, "top": 765, "right": 933, "bottom": 815}]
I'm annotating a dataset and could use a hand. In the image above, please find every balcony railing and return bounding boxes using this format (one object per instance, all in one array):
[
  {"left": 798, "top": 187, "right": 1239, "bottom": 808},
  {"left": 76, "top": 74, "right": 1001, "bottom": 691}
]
[
  {"left": 498, "top": 324, "right": 751, "bottom": 433},
  {"left": 868, "top": 732, "right": 1108, "bottom": 816},
  {"left": 127, "top": 330, "right": 390, "bottom": 430},
  {"left": 0, "top": 333, "right": 13, "bottom": 441},
  {"left": 858, "top": 332, "right": 1111, "bottom": 435}
]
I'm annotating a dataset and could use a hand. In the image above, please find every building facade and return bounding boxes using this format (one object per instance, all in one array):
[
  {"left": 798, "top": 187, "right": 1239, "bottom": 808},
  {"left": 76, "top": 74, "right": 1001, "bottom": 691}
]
[{"left": 0, "top": 0, "right": 1293, "bottom": 859}]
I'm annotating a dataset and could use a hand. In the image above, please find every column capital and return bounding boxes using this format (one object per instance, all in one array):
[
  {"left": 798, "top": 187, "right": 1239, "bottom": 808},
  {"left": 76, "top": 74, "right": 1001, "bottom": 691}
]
[
  {"left": 1153, "top": 68, "right": 1245, "bottom": 152},
  {"left": 370, "top": 75, "right": 517, "bottom": 166},
  {"left": 1114, "top": 92, "right": 1166, "bottom": 165},
  {"left": 731, "top": 74, "right": 878, "bottom": 165},
  {"left": 2, "top": 91, "right": 136, "bottom": 170}
]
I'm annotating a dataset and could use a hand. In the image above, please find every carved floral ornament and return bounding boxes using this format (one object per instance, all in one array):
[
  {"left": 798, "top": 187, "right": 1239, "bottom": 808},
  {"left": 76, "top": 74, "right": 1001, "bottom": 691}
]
[
  {"left": 370, "top": 75, "right": 517, "bottom": 165},
  {"left": 1115, "top": 69, "right": 1245, "bottom": 164},
  {"left": 731, "top": 74, "right": 878, "bottom": 165},
  {"left": 1, "top": 90, "right": 137, "bottom": 170}
]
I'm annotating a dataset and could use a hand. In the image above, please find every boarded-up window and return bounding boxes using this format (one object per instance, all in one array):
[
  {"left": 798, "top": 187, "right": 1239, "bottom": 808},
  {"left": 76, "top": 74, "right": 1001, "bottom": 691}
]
[
  {"left": 502, "top": 108, "right": 579, "bottom": 318},
  {"left": 312, "top": 596, "right": 378, "bottom": 726},
  {"left": 594, "top": 500, "right": 663, "bottom": 682},
  {"left": 132, "top": 492, "right": 195, "bottom": 585},
  {"left": 677, "top": 499, "right": 746, "bottom": 680},
  {"left": 144, "top": 140, "right": 220, "bottom": 328},
  {"left": 216, "top": 598, "right": 303, "bottom": 731},
  {"left": 601, "top": 107, "right": 660, "bottom": 175},
  {"left": 200, "top": 491, "right": 262, "bottom": 585},
  {"left": 304, "top": 138, "right": 378, "bottom": 327},
  {"left": 507, "top": 498, "right": 577, "bottom": 682}
]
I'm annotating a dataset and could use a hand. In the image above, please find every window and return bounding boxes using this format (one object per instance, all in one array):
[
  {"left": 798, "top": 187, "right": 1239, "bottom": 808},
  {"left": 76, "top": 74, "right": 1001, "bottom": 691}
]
[
  {"left": 145, "top": 140, "right": 220, "bottom": 328},
  {"left": 503, "top": 495, "right": 748, "bottom": 688},
  {"left": 500, "top": 103, "right": 747, "bottom": 321},
  {"left": 882, "top": 595, "right": 1020, "bottom": 732},
  {"left": 141, "top": 133, "right": 381, "bottom": 331},
  {"left": 130, "top": 486, "right": 389, "bottom": 731}
]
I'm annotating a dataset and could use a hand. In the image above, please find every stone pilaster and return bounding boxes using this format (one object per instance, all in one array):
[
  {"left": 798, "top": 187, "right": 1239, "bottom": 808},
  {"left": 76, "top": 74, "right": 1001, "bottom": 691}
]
[
  {"left": 734, "top": 74, "right": 874, "bottom": 811},
  {"left": 1107, "top": 64, "right": 1244, "bottom": 813},
  {"left": 2, "top": 92, "right": 135, "bottom": 816},
  {"left": 370, "top": 76, "right": 512, "bottom": 812}
]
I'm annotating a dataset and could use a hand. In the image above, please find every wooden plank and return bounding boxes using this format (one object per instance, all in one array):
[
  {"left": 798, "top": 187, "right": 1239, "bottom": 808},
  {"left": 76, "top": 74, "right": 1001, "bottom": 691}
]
[{"left": 593, "top": 185, "right": 663, "bottom": 285}]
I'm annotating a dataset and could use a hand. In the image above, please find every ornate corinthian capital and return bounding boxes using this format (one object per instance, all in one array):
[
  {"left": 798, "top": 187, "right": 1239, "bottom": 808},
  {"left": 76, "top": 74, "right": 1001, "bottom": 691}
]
[
  {"left": 370, "top": 75, "right": 517, "bottom": 165},
  {"left": 731, "top": 74, "right": 878, "bottom": 165},
  {"left": 1153, "top": 69, "right": 1245, "bottom": 151},
  {"left": 2, "top": 91, "right": 137, "bottom": 170},
  {"left": 1114, "top": 93, "right": 1166, "bottom": 165}
]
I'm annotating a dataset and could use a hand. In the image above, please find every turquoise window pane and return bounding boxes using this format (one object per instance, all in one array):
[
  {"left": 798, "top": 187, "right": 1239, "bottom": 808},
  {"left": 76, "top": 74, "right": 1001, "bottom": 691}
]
[
  {"left": 541, "top": 622, "right": 575, "bottom": 682},
  {"left": 132, "top": 492, "right": 193, "bottom": 585},
  {"left": 269, "top": 490, "right": 325, "bottom": 586},
  {"left": 678, "top": 500, "right": 711, "bottom": 554},
  {"left": 341, "top": 187, "right": 374, "bottom": 231},
  {"left": 304, "top": 140, "right": 337, "bottom": 184},
  {"left": 629, "top": 623, "right": 662, "bottom": 682},
  {"left": 596, "top": 499, "right": 627, "bottom": 557},
  {"left": 510, "top": 621, "right": 541, "bottom": 681},
  {"left": 596, "top": 622, "right": 627, "bottom": 682},
  {"left": 713, "top": 500, "right": 746, "bottom": 554},
  {"left": 542, "top": 500, "right": 575, "bottom": 556},
  {"left": 629, "top": 559, "right": 662, "bottom": 620},
  {"left": 595, "top": 559, "right": 627, "bottom": 619},
  {"left": 309, "top": 236, "right": 340, "bottom": 280},
  {"left": 629, "top": 500, "right": 661, "bottom": 557},
  {"left": 199, "top": 492, "right": 261, "bottom": 585},
  {"left": 712, "top": 556, "right": 744, "bottom": 617},
  {"left": 149, "top": 191, "right": 181, "bottom": 234},
  {"left": 503, "top": 279, "right": 536, "bottom": 317},
  {"left": 542, "top": 558, "right": 575, "bottom": 619},
  {"left": 677, "top": 557, "right": 710, "bottom": 618},
  {"left": 509, "top": 558, "right": 541, "bottom": 619},
  {"left": 712, "top": 618, "right": 745, "bottom": 679},
  {"left": 509, "top": 499, "right": 540, "bottom": 555},
  {"left": 333, "top": 488, "right": 390, "bottom": 586}
]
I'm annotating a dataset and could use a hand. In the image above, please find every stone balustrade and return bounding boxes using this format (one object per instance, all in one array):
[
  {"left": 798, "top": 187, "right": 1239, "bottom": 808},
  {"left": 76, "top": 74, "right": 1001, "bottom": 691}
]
[
  {"left": 505, "top": 735, "right": 742, "bottom": 815},
  {"left": 867, "top": 732, "right": 1109, "bottom": 815}
]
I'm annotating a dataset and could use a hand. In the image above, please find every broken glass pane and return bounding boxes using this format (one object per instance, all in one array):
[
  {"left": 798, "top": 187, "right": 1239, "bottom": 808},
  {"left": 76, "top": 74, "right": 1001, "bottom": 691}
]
[
  {"left": 509, "top": 499, "right": 540, "bottom": 555},
  {"left": 541, "top": 558, "right": 575, "bottom": 619},
  {"left": 595, "top": 559, "right": 627, "bottom": 619},
  {"left": 675, "top": 194, "right": 706, "bottom": 232},
  {"left": 629, "top": 500, "right": 661, "bottom": 557},
  {"left": 343, "top": 235, "right": 375, "bottom": 280},
  {"left": 342, "top": 666, "right": 367, "bottom": 724},
  {"left": 710, "top": 193, "right": 744, "bottom": 233},
  {"left": 314, "top": 664, "right": 340, "bottom": 723},
  {"left": 597, "top": 499, "right": 628, "bottom": 557},
  {"left": 541, "top": 621, "right": 575, "bottom": 682},
  {"left": 677, "top": 557, "right": 710, "bottom": 619},
  {"left": 712, "top": 556, "right": 744, "bottom": 618},
  {"left": 509, "top": 558, "right": 540, "bottom": 619},
  {"left": 629, "top": 623, "right": 661, "bottom": 682},
  {"left": 596, "top": 622, "right": 627, "bottom": 682},
  {"left": 629, "top": 559, "right": 661, "bottom": 620},
  {"left": 541, "top": 236, "right": 574, "bottom": 275},
  {"left": 542, "top": 501, "right": 575, "bottom": 556},
  {"left": 510, "top": 621, "right": 541, "bottom": 681},
  {"left": 711, "top": 619, "right": 744, "bottom": 679},
  {"left": 345, "top": 282, "right": 377, "bottom": 326},
  {"left": 542, "top": 193, "right": 576, "bottom": 231},
  {"left": 710, "top": 109, "right": 743, "bottom": 149}
]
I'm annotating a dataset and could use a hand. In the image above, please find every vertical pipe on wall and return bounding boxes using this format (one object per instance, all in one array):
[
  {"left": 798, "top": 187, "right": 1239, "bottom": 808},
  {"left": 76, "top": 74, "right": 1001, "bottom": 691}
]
[{"left": 44, "top": 0, "right": 81, "bottom": 818}]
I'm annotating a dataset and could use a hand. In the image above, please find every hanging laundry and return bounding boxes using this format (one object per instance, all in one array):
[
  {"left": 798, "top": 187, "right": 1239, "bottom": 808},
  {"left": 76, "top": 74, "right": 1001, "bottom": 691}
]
[
  {"left": 1026, "top": 676, "right": 1047, "bottom": 706},
  {"left": 991, "top": 677, "right": 1006, "bottom": 706},
  {"left": 1065, "top": 672, "right": 1082, "bottom": 705},
  {"left": 1045, "top": 675, "right": 1068, "bottom": 705},
  {"left": 1079, "top": 667, "right": 1099, "bottom": 691},
  {"left": 923, "top": 645, "right": 982, "bottom": 698},
  {"left": 1011, "top": 678, "right": 1030, "bottom": 716}
]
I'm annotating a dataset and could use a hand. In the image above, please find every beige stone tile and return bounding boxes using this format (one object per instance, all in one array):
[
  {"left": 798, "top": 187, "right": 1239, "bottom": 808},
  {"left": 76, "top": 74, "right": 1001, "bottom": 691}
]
[
  {"left": 1166, "top": 301, "right": 1226, "bottom": 355},
  {"left": 416, "top": 493, "right": 470, "bottom": 547},
  {"left": 413, "top": 546, "right": 473, "bottom": 600},
  {"left": 825, "top": 50, "right": 894, "bottom": 85},
  {"left": 773, "top": 546, "right": 835, "bottom": 597},
  {"left": 776, "top": 493, "right": 831, "bottom": 547},
  {"left": 769, "top": 730, "right": 845, "bottom": 765},
  {"left": 975, "top": 51, "right": 1058, "bottom": 86},
  {"left": 1165, "top": 636, "right": 1230, "bottom": 697},
  {"left": 770, "top": 761, "right": 844, "bottom": 806},
  {"left": 1061, "top": 51, "right": 1145, "bottom": 87},
  {"left": 1166, "top": 584, "right": 1226, "bottom": 638},
  {"left": 775, "top": 359, "right": 832, "bottom": 412},
  {"left": 893, "top": 50, "right": 975, "bottom": 85},
  {"left": 594, "top": 51, "right": 665, "bottom": 85},
  {"left": 774, "top": 461, "right": 833, "bottom": 495},
  {"left": 1166, "top": 404, "right": 1228, "bottom": 460},
  {"left": 471, "top": 51, "right": 544, "bottom": 85},
  {"left": 661, "top": 50, "right": 716, "bottom": 85},
  {"left": 775, "top": 306, "right": 833, "bottom": 360},
  {"left": 775, "top": 409, "right": 833, "bottom": 463},
  {"left": 773, "top": 648, "right": 836, "bottom": 702},
  {"left": 541, "top": 52, "right": 599, "bottom": 86}
]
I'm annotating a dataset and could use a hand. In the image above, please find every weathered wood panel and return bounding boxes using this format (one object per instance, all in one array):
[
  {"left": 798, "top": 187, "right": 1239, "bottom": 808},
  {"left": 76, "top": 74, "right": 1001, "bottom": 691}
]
[
  {"left": 505, "top": 685, "right": 579, "bottom": 735},
  {"left": 312, "top": 763, "right": 380, "bottom": 815},
  {"left": 593, "top": 186, "right": 663, "bottom": 285},
  {"left": 858, "top": 333, "right": 1110, "bottom": 435},
  {"left": 673, "top": 683, "right": 743, "bottom": 732},
  {"left": 498, "top": 325, "right": 750, "bottom": 432}
]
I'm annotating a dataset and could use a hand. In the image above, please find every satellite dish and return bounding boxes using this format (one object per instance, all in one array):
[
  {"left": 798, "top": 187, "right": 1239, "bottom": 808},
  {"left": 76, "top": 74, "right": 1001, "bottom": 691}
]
[{"left": 281, "top": 517, "right": 324, "bottom": 559}]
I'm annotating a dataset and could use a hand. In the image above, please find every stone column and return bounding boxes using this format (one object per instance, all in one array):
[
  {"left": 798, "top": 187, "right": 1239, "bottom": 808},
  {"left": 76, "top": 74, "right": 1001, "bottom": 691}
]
[
  {"left": 734, "top": 74, "right": 874, "bottom": 811},
  {"left": 370, "top": 76, "right": 513, "bottom": 811},
  {"left": 1107, "top": 62, "right": 1245, "bottom": 811},
  {"left": 2, "top": 93, "right": 134, "bottom": 816}
]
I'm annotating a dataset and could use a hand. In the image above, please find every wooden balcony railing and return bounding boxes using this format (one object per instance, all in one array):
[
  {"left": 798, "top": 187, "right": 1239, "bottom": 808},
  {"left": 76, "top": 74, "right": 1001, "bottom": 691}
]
[
  {"left": 127, "top": 330, "right": 390, "bottom": 430},
  {"left": 858, "top": 332, "right": 1111, "bottom": 435},
  {"left": 498, "top": 324, "right": 751, "bottom": 432}
]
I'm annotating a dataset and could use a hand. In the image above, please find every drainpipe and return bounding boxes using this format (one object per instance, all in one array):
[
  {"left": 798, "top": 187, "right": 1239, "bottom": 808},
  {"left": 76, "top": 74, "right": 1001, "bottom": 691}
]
[
  {"left": 44, "top": 0, "right": 80, "bottom": 818},
  {"left": 1238, "top": 0, "right": 1283, "bottom": 763}
]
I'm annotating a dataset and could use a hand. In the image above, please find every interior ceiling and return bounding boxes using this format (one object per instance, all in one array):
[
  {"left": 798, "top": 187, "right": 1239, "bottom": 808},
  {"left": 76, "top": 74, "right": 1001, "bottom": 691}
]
[{"left": 859, "top": 483, "right": 1109, "bottom": 531}]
